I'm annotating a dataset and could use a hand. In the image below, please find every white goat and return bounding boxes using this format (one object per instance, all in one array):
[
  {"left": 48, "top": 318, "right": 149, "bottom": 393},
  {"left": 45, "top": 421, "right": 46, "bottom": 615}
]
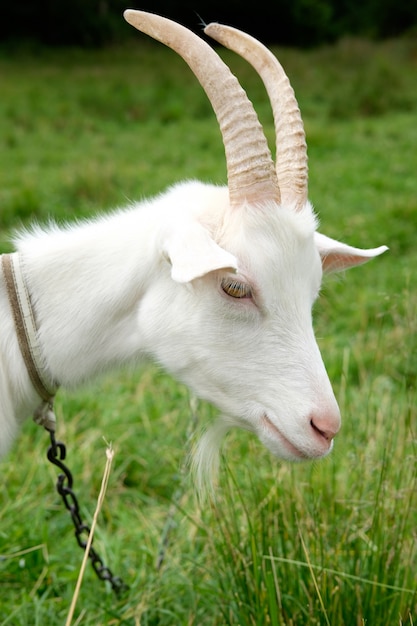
[{"left": 0, "top": 11, "right": 387, "bottom": 488}]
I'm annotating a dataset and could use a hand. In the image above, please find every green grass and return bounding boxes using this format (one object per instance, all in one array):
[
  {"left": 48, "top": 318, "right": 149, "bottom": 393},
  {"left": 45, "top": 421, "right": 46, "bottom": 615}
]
[{"left": 0, "top": 36, "right": 416, "bottom": 625}]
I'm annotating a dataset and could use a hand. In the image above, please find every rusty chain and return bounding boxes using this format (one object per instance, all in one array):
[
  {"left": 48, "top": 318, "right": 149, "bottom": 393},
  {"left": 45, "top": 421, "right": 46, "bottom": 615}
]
[{"left": 46, "top": 430, "right": 129, "bottom": 595}]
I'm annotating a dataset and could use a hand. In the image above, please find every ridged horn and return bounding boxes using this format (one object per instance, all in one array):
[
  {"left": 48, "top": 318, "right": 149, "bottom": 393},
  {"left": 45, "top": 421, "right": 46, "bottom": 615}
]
[
  {"left": 124, "top": 10, "right": 280, "bottom": 208},
  {"left": 205, "top": 23, "right": 308, "bottom": 210}
]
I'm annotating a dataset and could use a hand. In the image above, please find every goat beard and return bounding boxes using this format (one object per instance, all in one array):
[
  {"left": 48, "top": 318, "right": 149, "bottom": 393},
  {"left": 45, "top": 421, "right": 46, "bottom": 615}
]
[{"left": 191, "top": 414, "right": 246, "bottom": 499}]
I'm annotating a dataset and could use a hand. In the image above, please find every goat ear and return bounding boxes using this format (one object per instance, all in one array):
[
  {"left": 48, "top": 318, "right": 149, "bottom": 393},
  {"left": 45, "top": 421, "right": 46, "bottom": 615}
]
[
  {"left": 315, "top": 232, "right": 388, "bottom": 273},
  {"left": 163, "top": 222, "right": 238, "bottom": 283}
]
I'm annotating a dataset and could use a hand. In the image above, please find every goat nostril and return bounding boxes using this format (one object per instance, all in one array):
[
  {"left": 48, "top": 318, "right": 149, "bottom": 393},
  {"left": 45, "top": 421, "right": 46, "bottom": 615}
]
[{"left": 310, "top": 418, "right": 334, "bottom": 442}]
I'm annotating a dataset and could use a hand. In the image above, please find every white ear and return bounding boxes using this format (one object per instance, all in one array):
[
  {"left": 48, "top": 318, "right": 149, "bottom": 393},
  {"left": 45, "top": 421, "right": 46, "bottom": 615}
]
[
  {"left": 163, "top": 221, "right": 238, "bottom": 283},
  {"left": 315, "top": 232, "right": 388, "bottom": 273}
]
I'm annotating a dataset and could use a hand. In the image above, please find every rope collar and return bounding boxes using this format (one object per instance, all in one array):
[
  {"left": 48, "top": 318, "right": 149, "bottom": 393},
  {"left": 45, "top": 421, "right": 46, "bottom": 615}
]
[
  {"left": 1, "top": 253, "right": 59, "bottom": 431},
  {"left": 2, "top": 254, "right": 128, "bottom": 593}
]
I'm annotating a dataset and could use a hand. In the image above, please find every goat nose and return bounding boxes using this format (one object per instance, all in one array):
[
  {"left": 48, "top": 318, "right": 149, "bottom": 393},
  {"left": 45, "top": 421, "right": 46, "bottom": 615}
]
[{"left": 310, "top": 411, "right": 341, "bottom": 442}]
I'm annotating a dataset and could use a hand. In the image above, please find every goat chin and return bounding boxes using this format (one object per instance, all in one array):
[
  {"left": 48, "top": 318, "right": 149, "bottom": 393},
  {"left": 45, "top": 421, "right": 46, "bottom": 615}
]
[{"left": 191, "top": 405, "right": 336, "bottom": 499}]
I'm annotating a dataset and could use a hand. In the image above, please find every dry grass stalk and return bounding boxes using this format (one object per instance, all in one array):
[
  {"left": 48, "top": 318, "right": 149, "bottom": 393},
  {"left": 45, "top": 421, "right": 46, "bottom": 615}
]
[{"left": 65, "top": 443, "right": 115, "bottom": 626}]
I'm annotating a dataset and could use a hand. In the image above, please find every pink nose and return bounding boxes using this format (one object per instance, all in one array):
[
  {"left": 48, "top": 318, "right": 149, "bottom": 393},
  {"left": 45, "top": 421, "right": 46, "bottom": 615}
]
[{"left": 310, "top": 411, "right": 341, "bottom": 442}]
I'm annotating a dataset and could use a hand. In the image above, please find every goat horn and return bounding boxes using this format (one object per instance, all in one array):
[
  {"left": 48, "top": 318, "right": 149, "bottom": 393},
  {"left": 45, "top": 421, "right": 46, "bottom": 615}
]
[
  {"left": 205, "top": 23, "right": 308, "bottom": 210},
  {"left": 124, "top": 10, "right": 280, "bottom": 208}
]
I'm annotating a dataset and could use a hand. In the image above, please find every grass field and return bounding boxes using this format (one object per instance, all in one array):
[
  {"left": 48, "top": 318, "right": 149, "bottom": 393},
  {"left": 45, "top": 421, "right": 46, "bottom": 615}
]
[{"left": 0, "top": 34, "right": 416, "bottom": 625}]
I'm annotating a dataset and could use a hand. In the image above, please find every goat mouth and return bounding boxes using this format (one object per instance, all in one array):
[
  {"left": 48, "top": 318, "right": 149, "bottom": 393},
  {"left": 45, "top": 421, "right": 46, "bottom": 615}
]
[{"left": 261, "top": 414, "right": 308, "bottom": 460}]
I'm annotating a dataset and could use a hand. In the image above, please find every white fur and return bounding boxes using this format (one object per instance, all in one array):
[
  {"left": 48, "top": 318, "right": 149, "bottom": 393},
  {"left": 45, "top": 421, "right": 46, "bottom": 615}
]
[{"left": 0, "top": 180, "right": 387, "bottom": 488}]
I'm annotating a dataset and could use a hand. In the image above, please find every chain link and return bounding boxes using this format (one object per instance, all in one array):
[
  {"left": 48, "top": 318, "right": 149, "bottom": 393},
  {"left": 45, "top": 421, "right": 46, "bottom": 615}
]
[{"left": 47, "top": 430, "right": 129, "bottom": 595}]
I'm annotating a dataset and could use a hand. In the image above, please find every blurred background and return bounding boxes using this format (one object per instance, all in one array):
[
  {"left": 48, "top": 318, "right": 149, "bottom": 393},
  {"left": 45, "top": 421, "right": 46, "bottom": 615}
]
[
  {"left": 1, "top": 2, "right": 416, "bottom": 625},
  {"left": 2, "top": 0, "right": 417, "bottom": 47}
]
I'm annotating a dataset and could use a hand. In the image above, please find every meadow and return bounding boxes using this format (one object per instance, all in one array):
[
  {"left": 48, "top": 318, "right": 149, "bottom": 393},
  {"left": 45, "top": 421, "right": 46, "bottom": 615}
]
[{"left": 0, "top": 33, "right": 416, "bottom": 625}]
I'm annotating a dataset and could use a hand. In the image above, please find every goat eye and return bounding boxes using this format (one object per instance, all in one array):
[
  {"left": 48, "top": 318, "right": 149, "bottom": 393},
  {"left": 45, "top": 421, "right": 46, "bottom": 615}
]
[{"left": 221, "top": 277, "right": 252, "bottom": 299}]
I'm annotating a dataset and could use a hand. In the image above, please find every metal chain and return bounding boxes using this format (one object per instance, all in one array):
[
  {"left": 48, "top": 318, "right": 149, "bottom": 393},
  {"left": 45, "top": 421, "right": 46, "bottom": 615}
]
[{"left": 46, "top": 430, "right": 129, "bottom": 595}]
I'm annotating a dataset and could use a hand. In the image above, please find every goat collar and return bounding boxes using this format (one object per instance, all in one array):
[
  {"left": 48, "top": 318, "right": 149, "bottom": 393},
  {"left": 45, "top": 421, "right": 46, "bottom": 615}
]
[{"left": 1, "top": 253, "right": 58, "bottom": 431}]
